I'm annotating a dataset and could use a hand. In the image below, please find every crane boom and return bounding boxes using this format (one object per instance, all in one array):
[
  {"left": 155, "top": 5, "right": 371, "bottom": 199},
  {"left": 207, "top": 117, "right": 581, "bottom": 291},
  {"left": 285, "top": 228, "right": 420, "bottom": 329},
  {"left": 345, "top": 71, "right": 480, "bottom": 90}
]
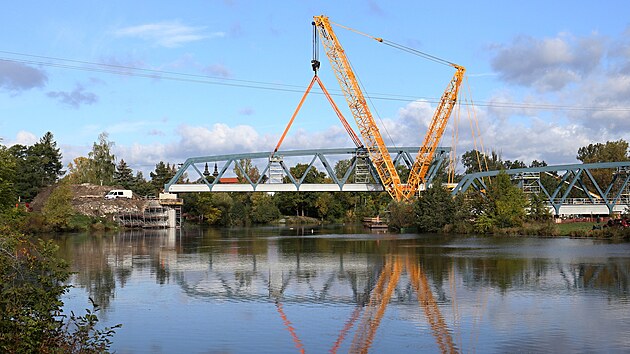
[
  {"left": 313, "top": 15, "right": 404, "bottom": 201},
  {"left": 313, "top": 15, "right": 465, "bottom": 201},
  {"left": 404, "top": 65, "right": 465, "bottom": 199}
]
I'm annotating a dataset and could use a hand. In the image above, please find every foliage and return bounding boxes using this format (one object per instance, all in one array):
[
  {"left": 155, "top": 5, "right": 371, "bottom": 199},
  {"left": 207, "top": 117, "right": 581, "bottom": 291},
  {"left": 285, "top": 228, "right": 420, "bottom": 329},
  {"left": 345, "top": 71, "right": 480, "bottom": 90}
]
[
  {"left": 129, "top": 171, "right": 155, "bottom": 197},
  {"left": 0, "top": 229, "right": 119, "bottom": 352},
  {"left": 89, "top": 132, "right": 116, "bottom": 186},
  {"left": 6, "top": 132, "right": 64, "bottom": 202},
  {"left": 527, "top": 192, "right": 552, "bottom": 221},
  {"left": 150, "top": 161, "right": 177, "bottom": 195},
  {"left": 576, "top": 139, "right": 629, "bottom": 192},
  {"left": 183, "top": 193, "right": 222, "bottom": 224},
  {"left": 66, "top": 156, "right": 96, "bottom": 185},
  {"left": 460, "top": 149, "right": 505, "bottom": 174},
  {"left": 487, "top": 172, "right": 527, "bottom": 228},
  {"left": 234, "top": 159, "right": 262, "bottom": 184},
  {"left": 414, "top": 182, "right": 457, "bottom": 232},
  {"left": 250, "top": 193, "right": 280, "bottom": 224},
  {"left": 388, "top": 200, "right": 415, "bottom": 230},
  {"left": 42, "top": 181, "right": 74, "bottom": 231},
  {"left": 0, "top": 145, "right": 17, "bottom": 211},
  {"left": 576, "top": 139, "right": 629, "bottom": 163},
  {"left": 113, "top": 159, "right": 135, "bottom": 189}
]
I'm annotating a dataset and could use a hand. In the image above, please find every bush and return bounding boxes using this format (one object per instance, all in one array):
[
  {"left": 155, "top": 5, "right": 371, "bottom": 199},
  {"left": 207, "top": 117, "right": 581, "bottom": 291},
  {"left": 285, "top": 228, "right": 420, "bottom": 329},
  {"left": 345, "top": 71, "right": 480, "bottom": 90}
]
[{"left": 0, "top": 228, "right": 119, "bottom": 352}]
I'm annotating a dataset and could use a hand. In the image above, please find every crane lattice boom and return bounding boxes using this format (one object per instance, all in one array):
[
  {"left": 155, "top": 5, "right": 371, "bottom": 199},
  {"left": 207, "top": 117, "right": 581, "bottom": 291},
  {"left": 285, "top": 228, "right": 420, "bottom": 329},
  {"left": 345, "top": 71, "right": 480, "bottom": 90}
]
[
  {"left": 313, "top": 15, "right": 465, "bottom": 201},
  {"left": 313, "top": 15, "right": 404, "bottom": 201}
]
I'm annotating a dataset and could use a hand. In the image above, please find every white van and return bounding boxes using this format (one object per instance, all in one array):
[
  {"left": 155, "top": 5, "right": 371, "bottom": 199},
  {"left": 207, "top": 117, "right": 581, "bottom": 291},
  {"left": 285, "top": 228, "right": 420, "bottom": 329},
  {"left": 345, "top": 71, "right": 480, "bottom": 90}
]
[{"left": 105, "top": 189, "right": 133, "bottom": 200}]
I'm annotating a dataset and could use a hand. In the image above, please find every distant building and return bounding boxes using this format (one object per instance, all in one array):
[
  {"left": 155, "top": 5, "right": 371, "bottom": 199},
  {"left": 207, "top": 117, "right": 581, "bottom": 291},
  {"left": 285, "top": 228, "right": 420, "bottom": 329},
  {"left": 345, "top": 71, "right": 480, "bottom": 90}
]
[{"left": 219, "top": 177, "right": 239, "bottom": 184}]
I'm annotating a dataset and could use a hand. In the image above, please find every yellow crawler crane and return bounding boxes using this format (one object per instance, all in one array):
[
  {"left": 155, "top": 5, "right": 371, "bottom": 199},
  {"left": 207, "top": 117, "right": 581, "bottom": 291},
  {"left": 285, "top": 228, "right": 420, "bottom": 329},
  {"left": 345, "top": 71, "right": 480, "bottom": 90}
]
[{"left": 312, "top": 15, "right": 465, "bottom": 201}]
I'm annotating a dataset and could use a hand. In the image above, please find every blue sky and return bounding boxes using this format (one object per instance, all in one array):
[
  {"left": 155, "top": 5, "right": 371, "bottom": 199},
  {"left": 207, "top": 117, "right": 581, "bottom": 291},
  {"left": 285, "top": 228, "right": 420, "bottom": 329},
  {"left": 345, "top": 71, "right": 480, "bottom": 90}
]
[{"left": 1, "top": 0, "right": 629, "bottom": 173}]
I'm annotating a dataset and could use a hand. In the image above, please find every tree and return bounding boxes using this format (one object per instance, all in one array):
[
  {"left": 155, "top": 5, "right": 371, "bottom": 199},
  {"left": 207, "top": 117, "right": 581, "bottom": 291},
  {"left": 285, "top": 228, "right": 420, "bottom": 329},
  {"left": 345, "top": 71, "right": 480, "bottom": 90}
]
[
  {"left": 129, "top": 171, "right": 155, "bottom": 197},
  {"left": 461, "top": 149, "right": 505, "bottom": 174},
  {"left": 0, "top": 145, "right": 17, "bottom": 210},
  {"left": 89, "top": 132, "right": 116, "bottom": 186},
  {"left": 388, "top": 200, "right": 415, "bottom": 230},
  {"left": 7, "top": 132, "right": 64, "bottom": 201},
  {"left": 527, "top": 192, "right": 552, "bottom": 221},
  {"left": 414, "top": 183, "right": 457, "bottom": 232},
  {"left": 32, "top": 132, "right": 64, "bottom": 186},
  {"left": 576, "top": 139, "right": 629, "bottom": 192},
  {"left": 250, "top": 193, "right": 280, "bottom": 224},
  {"left": 7, "top": 144, "right": 29, "bottom": 201},
  {"left": 486, "top": 172, "right": 527, "bottom": 228},
  {"left": 183, "top": 193, "right": 223, "bottom": 224},
  {"left": 113, "top": 159, "right": 134, "bottom": 189},
  {"left": 66, "top": 156, "right": 97, "bottom": 184},
  {"left": 275, "top": 163, "right": 327, "bottom": 217},
  {"left": 0, "top": 229, "right": 120, "bottom": 352},
  {"left": 150, "top": 162, "right": 177, "bottom": 195},
  {"left": 42, "top": 182, "right": 74, "bottom": 231},
  {"left": 234, "top": 159, "right": 261, "bottom": 183}
]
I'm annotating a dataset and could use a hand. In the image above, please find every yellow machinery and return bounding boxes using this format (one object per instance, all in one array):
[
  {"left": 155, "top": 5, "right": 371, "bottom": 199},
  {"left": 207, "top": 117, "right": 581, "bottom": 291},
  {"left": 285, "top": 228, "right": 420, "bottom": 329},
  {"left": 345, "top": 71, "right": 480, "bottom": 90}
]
[{"left": 312, "top": 15, "right": 466, "bottom": 201}]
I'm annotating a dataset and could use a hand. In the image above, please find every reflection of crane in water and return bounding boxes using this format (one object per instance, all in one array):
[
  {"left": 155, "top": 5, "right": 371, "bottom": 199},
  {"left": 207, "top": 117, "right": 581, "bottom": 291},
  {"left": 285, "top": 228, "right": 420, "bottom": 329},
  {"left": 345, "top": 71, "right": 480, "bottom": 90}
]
[{"left": 273, "top": 254, "right": 457, "bottom": 353}]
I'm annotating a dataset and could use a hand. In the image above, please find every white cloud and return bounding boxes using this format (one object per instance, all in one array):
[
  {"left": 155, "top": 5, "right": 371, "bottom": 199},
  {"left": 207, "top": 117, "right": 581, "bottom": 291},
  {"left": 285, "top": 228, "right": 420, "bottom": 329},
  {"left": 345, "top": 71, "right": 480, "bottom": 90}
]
[
  {"left": 5, "top": 131, "right": 38, "bottom": 146},
  {"left": 114, "top": 21, "right": 223, "bottom": 48}
]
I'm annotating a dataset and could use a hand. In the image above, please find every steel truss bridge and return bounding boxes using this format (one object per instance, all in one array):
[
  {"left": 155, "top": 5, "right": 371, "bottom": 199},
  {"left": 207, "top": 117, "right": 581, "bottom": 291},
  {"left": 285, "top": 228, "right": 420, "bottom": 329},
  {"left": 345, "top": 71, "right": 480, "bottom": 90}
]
[
  {"left": 165, "top": 147, "right": 630, "bottom": 216},
  {"left": 165, "top": 146, "right": 449, "bottom": 193}
]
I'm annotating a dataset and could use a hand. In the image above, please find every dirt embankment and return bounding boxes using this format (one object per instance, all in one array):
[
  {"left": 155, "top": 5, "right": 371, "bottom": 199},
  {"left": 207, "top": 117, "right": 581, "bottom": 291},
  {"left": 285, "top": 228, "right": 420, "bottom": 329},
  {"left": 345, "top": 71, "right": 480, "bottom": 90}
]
[{"left": 31, "top": 183, "right": 149, "bottom": 217}]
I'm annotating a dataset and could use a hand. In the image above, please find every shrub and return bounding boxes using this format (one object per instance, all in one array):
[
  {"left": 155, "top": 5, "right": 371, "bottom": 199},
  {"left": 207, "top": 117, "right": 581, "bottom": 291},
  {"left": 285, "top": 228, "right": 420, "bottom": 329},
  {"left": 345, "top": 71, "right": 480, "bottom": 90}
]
[{"left": 0, "top": 229, "right": 119, "bottom": 352}]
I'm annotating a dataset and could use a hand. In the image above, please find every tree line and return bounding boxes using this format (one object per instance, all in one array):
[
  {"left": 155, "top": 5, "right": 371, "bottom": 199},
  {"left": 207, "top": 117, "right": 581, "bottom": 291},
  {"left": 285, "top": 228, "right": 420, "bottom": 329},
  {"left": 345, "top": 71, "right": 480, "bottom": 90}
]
[{"left": 1, "top": 132, "right": 628, "bottom": 230}]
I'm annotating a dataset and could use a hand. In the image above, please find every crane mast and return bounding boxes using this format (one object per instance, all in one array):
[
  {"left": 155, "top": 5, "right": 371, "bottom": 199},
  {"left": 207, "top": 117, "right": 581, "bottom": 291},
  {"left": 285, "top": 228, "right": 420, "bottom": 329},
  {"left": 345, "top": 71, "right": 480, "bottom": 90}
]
[{"left": 313, "top": 15, "right": 404, "bottom": 201}]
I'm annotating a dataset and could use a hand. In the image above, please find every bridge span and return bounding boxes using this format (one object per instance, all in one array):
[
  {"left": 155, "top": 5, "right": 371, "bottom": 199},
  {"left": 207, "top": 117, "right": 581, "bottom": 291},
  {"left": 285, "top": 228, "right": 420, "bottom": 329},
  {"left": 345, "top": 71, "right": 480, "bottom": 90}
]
[
  {"left": 165, "top": 146, "right": 449, "bottom": 193},
  {"left": 166, "top": 147, "right": 630, "bottom": 216}
]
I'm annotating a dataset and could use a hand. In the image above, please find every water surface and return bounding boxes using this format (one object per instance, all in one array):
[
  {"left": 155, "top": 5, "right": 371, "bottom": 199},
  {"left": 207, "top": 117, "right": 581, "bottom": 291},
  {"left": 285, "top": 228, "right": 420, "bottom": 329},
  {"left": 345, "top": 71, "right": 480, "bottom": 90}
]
[{"left": 55, "top": 226, "right": 630, "bottom": 353}]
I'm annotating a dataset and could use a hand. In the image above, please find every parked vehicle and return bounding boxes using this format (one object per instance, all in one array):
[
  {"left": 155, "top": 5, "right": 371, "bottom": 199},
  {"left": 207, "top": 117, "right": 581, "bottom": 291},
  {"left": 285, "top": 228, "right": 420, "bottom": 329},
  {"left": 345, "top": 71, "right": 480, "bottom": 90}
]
[{"left": 105, "top": 189, "right": 133, "bottom": 200}]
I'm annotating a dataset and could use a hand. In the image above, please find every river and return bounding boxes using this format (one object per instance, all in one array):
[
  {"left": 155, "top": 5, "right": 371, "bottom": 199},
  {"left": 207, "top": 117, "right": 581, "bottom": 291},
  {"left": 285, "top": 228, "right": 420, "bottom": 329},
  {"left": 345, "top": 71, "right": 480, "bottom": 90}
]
[{"left": 52, "top": 225, "right": 630, "bottom": 353}]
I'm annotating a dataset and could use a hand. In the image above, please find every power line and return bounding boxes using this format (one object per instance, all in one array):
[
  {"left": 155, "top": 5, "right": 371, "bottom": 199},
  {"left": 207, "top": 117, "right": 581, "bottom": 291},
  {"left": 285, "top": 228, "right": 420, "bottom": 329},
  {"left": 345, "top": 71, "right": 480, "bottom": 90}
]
[{"left": 2, "top": 50, "right": 630, "bottom": 113}]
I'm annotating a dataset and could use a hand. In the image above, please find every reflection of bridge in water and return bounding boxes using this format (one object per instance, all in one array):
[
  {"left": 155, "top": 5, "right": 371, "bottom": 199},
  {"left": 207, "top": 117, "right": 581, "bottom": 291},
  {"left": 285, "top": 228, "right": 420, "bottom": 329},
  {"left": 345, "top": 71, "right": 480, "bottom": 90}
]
[
  {"left": 146, "top": 231, "right": 458, "bottom": 353},
  {"left": 99, "top": 229, "right": 630, "bottom": 353},
  {"left": 166, "top": 148, "right": 630, "bottom": 216}
]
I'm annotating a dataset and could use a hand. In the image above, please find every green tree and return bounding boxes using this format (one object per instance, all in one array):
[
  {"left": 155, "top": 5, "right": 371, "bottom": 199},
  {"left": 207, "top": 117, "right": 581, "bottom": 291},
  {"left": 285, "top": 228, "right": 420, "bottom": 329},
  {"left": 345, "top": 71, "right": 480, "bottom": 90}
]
[
  {"left": 42, "top": 182, "right": 74, "bottom": 231},
  {"left": 150, "top": 162, "right": 177, "bottom": 194},
  {"left": 0, "top": 145, "right": 17, "bottom": 210},
  {"left": 129, "top": 171, "right": 155, "bottom": 197},
  {"left": 334, "top": 159, "right": 353, "bottom": 181},
  {"left": 461, "top": 149, "right": 505, "bottom": 174},
  {"left": 234, "top": 159, "right": 261, "bottom": 183},
  {"left": 250, "top": 193, "right": 280, "bottom": 224},
  {"left": 0, "top": 229, "right": 119, "bottom": 352},
  {"left": 89, "top": 132, "right": 116, "bottom": 186},
  {"left": 486, "top": 172, "right": 527, "bottom": 228},
  {"left": 7, "top": 144, "right": 29, "bottom": 201},
  {"left": 527, "top": 192, "right": 552, "bottom": 221},
  {"left": 576, "top": 139, "right": 629, "bottom": 192},
  {"left": 113, "top": 159, "right": 134, "bottom": 189},
  {"left": 183, "top": 193, "right": 223, "bottom": 224},
  {"left": 414, "top": 183, "right": 457, "bottom": 232},
  {"left": 388, "top": 200, "right": 415, "bottom": 230},
  {"left": 66, "top": 156, "right": 97, "bottom": 184},
  {"left": 32, "top": 132, "right": 64, "bottom": 186},
  {"left": 7, "top": 132, "right": 64, "bottom": 201},
  {"left": 275, "top": 163, "right": 327, "bottom": 217}
]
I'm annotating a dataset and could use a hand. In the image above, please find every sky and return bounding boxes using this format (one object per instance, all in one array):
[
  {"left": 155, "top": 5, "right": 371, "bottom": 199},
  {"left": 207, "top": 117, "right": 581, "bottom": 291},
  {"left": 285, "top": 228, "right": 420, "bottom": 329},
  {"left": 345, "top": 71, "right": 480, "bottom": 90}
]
[{"left": 1, "top": 0, "right": 629, "bottom": 175}]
